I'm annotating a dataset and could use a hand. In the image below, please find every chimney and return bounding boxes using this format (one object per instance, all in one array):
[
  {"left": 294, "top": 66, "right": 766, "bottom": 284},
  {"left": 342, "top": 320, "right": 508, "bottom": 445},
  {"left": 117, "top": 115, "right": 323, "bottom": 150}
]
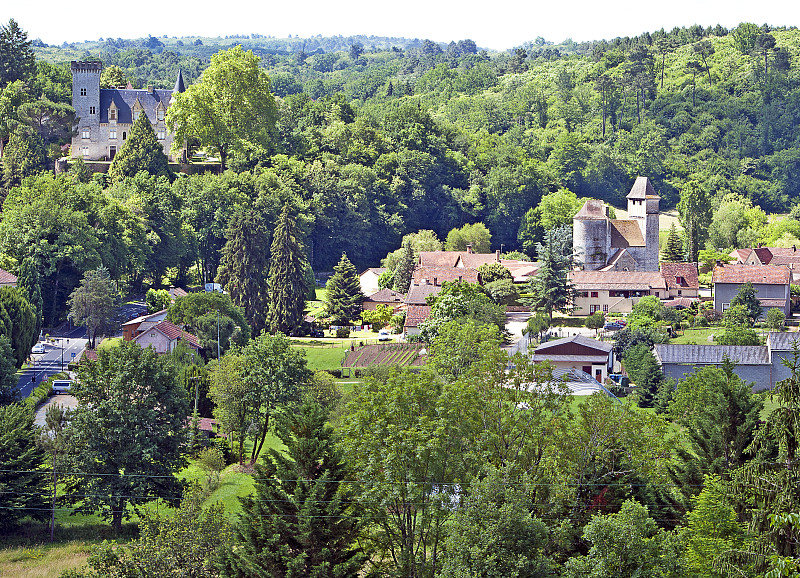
[
  {"left": 794, "top": 245, "right": 797, "bottom": 252},
  {"left": 420, "top": 278, "right": 429, "bottom": 285},
  {"left": 433, "top": 277, "right": 438, "bottom": 286},
  {"left": 496, "top": 250, "right": 500, "bottom": 262},
  {"left": 147, "top": 85, "right": 153, "bottom": 93},
  {"left": 466, "top": 243, "right": 473, "bottom": 254}
]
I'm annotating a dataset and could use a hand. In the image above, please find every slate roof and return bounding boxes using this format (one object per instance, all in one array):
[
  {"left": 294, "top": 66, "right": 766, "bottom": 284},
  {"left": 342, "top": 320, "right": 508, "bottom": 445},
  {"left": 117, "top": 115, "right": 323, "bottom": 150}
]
[
  {"left": 570, "top": 270, "right": 666, "bottom": 291},
  {"left": 100, "top": 88, "right": 173, "bottom": 124},
  {"left": 610, "top": 219, "right": 645, "bottom": 247},
  {"left": 712, "top": 264, "right": 791, "bottom": 285},
  {"left": 404, "top": 305, "right": 431, "bottom": 328},
  {"left": 660, "top": 262, "right": 699, "bottom": 290},
  {"left": 173, "top": 70, "right": 186, "bottom": 94},
  {"left": 767, "top": 332, "right": 800, "bottom": 351},
  {"left": 405, "top": 282, "right": 441, "bottom": 305},
  {"left": 412, "top": 265, "right": 479, "bottom": 285},
  {"left": 574, "top": 199, "right": 607, "bottom": 220},
  {"left": 535, "top": 334, "right": 614, "bottom": 353},
  {"left": 531, "top": 354, "right": 610, "bottom": 363},
  {"left": 626, "top": 176, "right": 659, "bottom": 200},
  {"left": 654, "top": 344, "right": 770, "bottom": 365},
  {"left": 0, "top": 267, "right": 17, "bottom": 285}
]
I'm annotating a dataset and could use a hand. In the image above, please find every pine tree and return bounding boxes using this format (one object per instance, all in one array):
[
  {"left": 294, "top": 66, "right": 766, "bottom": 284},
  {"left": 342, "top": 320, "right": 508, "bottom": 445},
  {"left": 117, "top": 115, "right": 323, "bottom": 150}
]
[
  {"left": 392, "top": 243, "right": 414, "bottom": 294},
  {"left": 2, "top": 125, "right": 46, "bottom": 188},
  {"left": 324, "top": 253, "right": 363, "bottom": 326},
  {"left": 527, "top": 225, "right": 574, "bottom": 322},
  {"left": 267, "top": 205, "right": 309, "bottom": 335},
  {"left": 108, "top": 112, "right": 170, "bottom": 182},
  {"left": 218, "top": 206, "right": 270, "bottom": 335},
  {"left": 16, "top": 257, "right": 42, "bottom": 333},
  {"left": 661, "top": 223, "right": 685, "bottom": 262},
  {"left": 219, "top": 402, "right": 365, "bottom": 577}
]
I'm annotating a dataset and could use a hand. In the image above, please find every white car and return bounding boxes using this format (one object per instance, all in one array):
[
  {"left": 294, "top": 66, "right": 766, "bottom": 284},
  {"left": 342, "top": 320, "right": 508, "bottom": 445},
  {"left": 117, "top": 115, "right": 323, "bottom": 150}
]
[
  {"left": 31, "top": 343, "right": 46, "bottom": 354},
  {"left": 378, "top": 330, "right": 391, "bottom": 341}
]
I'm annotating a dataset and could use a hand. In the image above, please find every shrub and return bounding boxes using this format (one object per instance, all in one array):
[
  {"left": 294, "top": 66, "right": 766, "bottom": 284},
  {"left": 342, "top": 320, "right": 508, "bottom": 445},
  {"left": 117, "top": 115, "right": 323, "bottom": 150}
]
[{"left": 335, "top": 326, "right": 351, "bottom": 338}]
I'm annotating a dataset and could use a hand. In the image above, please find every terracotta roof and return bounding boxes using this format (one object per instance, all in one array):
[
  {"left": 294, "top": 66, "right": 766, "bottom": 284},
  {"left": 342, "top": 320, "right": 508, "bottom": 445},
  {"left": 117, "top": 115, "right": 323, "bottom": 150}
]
[
  {"left": 419, "top": 251, "right": 461, "bottom": 267},
  {"left": 574, "top": 199, "right": 607, "bottom": 220},
  {"left": 0, "top": 267, "right": 17, "bottom": 285},
  {"left": 168, "top": 286, "right": 189, "bottom": 298},
  {"left": 663, "top": 297, "right": 698, "bottom": 309},
  {"left": 570, "top": 270, "right": 666, "bottom": 291},
  {"left": 138, "top": 320, "right": 201, "bottom": 349},
  {"left": 626, "top": 176, "right": 659, "bottom": 200},
  {"left": 364, "top": 289, "right": 404, "bottom": 303},
  {"left": 753, "top": 247, "right": 775, "bottom": 264},
  {"left": 412, "top": 265, "right": 479, "bottom": 285},
  {"left": 660, "top": 262, "right": 699, "bottom": 290},
  {"left": 730, "top": 249, "right": 752, "bottom": 263},
  {"left": 535, "top": 334, "right": 613, "bottom": 354},
  {"left": 712, "top": 264, "right": 791, "bottom": 285},
  {"left": 404, "top": 305, "right": 431, "bottom": 328},
  {"left": 502, "top": 261, "right": 538, "bottom": 282},
  {"left": 197, "top": 418, "right": 219, "bottom": 432},
  {"left": 459, "top": 252, "right": 502, "bottom": 268},
  {"left": 405, "top": 282, "right": 441, "bottom": 305},
  {"left": 766, "top": 255, "right": 800, "bottom": 267},
  {"left": 609, "top": 220, "right": 645, "bottom": 247}
]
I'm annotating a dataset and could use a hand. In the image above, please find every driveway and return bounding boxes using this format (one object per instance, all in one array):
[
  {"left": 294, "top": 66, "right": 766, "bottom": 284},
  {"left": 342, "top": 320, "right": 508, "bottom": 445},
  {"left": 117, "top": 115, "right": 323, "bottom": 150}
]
[{"left": 34, "top": 394, "right": 78, "bottom": 427}]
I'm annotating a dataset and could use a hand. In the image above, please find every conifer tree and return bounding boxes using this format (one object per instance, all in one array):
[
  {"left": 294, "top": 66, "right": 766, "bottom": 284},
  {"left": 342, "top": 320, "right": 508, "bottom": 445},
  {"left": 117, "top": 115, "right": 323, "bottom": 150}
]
[
  {"left": 661, "top": 223, "right": 685, "bottom": 262},
  {"left": 267, "top": 205, "right": 309, "bottom": 334},
  {"left": 393, "top": 243, "right": 414, "bottom": 294},
  {"left": 219, "top": 402, "right": 365, "bottom": 577},
  {"left": 2, "top": 125, "right": 46, "bottom": 188},
  {"left": 108, "top": 112, "right": 170, "bottom": 182},
  {"left": 217, "top": 206, "right": 270, "bottom": 335},
  {"left": 324, "top": 253, "right": 363, "bottom": 326},
  {"left": 16, "top": 257, "right": 42, "bottom": 333}
]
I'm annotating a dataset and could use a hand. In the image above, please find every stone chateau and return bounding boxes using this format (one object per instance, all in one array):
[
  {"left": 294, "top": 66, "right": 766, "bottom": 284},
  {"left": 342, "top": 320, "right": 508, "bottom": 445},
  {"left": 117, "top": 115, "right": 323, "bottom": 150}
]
[{"left": 70, "top": 61, "right": 185, "bottom": 162}]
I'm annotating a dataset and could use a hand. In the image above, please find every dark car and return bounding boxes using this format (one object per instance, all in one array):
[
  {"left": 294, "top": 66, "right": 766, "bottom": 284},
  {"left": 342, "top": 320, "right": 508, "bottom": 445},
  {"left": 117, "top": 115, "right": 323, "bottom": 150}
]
[
  {"left": 310, "top": 329, "right": 324, "bottom": 338},
  {"left": 603, "top": 321, "right": 624, "bottom": 331}
]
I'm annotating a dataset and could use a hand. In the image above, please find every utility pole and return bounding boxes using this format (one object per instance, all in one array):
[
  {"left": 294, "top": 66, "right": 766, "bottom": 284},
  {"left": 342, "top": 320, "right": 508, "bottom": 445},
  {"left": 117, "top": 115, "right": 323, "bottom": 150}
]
[{"left": 217, "top": 309, "right": 221, "bottom": 360}]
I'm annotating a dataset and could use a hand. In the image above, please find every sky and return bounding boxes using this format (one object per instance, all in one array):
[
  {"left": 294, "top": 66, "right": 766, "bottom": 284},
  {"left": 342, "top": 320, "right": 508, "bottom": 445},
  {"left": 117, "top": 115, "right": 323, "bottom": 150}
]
[{"left": 6, "top": 0, "right": 799, "bottom": 51}]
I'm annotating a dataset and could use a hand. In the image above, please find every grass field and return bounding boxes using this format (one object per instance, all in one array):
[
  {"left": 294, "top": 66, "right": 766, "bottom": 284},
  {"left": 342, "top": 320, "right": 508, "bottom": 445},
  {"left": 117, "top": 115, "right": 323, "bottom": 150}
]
[
  {"left": 97, "top": 337, "right": 123, "bottom": 350},
  {"left": 669, "top": 327, "right": 721, "bottom": 344}
]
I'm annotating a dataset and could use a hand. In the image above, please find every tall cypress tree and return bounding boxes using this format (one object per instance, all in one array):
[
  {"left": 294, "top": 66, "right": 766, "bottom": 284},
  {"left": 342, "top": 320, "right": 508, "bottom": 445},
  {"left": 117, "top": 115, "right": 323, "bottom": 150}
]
[
  {"left": 218, "top": 206, "right": 270, "bottom": 335},
  {"left": 324, "top": 253, "right": 363, "bottom": 326},
  {"left": 16, "top": 257, "right": 42, "bottom": 334},
  {"left": 108, "top": 112, "right": 170, "bottom": 182},
  {"left": 267, "top": 205, "right": 309, "bottom": 335},
  {"left": 661, "top": 223, "right": 685, "bottom": 263},
  {"left": 393, "top": 243, "right": 414, "bottom": 294},
  {"left": 219, "top": 402, "right": 365, "bottom": 577}
]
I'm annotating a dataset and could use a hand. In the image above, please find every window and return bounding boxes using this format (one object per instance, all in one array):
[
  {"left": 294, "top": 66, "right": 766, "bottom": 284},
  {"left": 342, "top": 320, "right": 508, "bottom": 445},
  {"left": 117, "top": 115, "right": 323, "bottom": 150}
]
[
  {"left": 590, "top": 291, "right": 599, "bottom": 298},
  {"left": 133, "top": 110, "right": 140, "bottom": 121},
  {"left": 81, "top": 127, "right": 90, "bottom": 139},
  {"left": 157, "top": 108, "right": 165, "bottom": 121},
  {"left": 678, "top": 290, "right": 682, "bottom": 296},
  {"left": 122, "top": 132, "right": 126, "bottom": 140},
  {"left": 89, "top": 106, "right": 96, "bottom": 115},
  {"left": 603, "top": 304, "right": 609, "bottom": 312},
  {"left": 80, "top": 88, "right": 87, "bottom": 96},
  {"left": 675, "top": 276, "right": 683, "bottom": 285},
  {"left": 81, "top": 146, "right": 89, "bottom": 157},
  {"left": 109, "top": 129, "right": 117, "bottom": 139},
  {"left": 157, "top": 128, "right": 166, "bottom": 140},
  {"left": 110, "top": 108, "right": 116, "bottom": 121},
  {"left": 590, "top": 305, "right": 600, "bottom": 314}
]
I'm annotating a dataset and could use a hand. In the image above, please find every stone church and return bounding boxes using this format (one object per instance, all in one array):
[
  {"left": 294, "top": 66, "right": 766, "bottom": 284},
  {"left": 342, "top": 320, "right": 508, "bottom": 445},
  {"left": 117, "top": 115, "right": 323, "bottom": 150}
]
[
  {"left": 70, "top": 61, "right": 186, "bottom": 161},
  {"left": 573, "top": 176, "right": 660, "bottom": 272}
]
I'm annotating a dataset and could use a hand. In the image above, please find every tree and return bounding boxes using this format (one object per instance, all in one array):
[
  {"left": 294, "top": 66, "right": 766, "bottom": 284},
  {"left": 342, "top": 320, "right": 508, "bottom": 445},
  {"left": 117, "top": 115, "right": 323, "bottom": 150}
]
[
  {"left": 217, "top": 205, "right": 270, "bottom": 335},
  {"left": 585, "top": 311, "right": 605, "bottom": 335},
  {"left": 428, "top": 319, "right": 502, "bottom": 382},
  {"left": 167, "top": 291, "right": 250, "bottom": 354},
  {"left": 100, "top": 65, "right": 129, "bottom": 89},
  {"left": 527, "top": 225, "right": 574, "bottom": 321},
  {"left": 16, "top": 256, "right": 43, "bottom": 332},
  {"left": 65, "top": 342, "right": 189, "bottom": 531},
  {"left": 361, "top": 303, "right": 393, "bottom": 330},
  {"left": 392, "top": 243, "right": 415, "bottom": 294},
  {"left": 219, "top": 402, "right": 365, "bottom": 577},
  {"left": 207, "top": 352, "right": 250, "bottom": 465},
  {"left": 37, "top": 403, "right": 70, "bottom": 542},
  {"left": 108, "top": 112, "right": 170, "bottom": 181},
  {"left": 730, "top": 281, "right": 763, "bottom": 324},
  {"left": 484, "top": 278, "right": 519, "bottom": 305},
  {"left": 2, "top": 124, "right": 46, "bottom": 188},
  {"left": 324, "top": 253, "right": 363, "bottom": 325},
  {"left": 0, "top": 403, "right": 49, "bottom": 530},
  {"left": 418, "top": 282, "right": 506, "bottom": 342},
  {"left": 167, "top": 46, "right": 278, "bottom": 169},
  {"left": 766, "top": 307, "right": 785, "bottom": 330},
  {"left": 0, "top": 336, "right": 17, "bottom": 405},
  {"left": 67, "top": 267, "right": 119, "bottom": 349},
  {"left": 267, "top": 205, "right": 309, "bottom": 335},
  {"left": 623, "top": 343, "right": 668, "bottom": 410},
  {"left": 477, "top": 262, "right": 512, "bottom": 284},
  {"left": 678, "top": 180, "right": 712, "bottom": 263},
  {"left": 0, "top": 19, "right": 35, "bottom": 85},
  {"left": 0, "top": 286, "right": 38, "bottom": 367},
  {"left": 693, "top": 40, "right": 715, "bottom": 85},
  {"left": 440, "top": 468, "right": 553, "bottom": 578},
  {"left": 445, "top": 222, "right": 492, "bottom": 253},
  {"left": 755, "top": 33, "right": 777, "bottom": 78},
  {"left": 661, "top": 223, "right": 685, "bottom": 262},
  {"left": 145, "top": 288, "right": 172, "bottom": 313}
]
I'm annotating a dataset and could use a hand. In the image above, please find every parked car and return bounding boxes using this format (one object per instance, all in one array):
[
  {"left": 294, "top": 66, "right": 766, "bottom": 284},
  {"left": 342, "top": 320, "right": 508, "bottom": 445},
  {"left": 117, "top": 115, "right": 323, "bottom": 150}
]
[
  {"left": 31, "top": 343, "right": 46, "bottom": 354},
  {"left": 378, "top": 329, "right": 391, "bottom": 341},
  {"left": 52, "top": 380, "right": 72, "bottom": 394},
  {"left": 310, "top": 329, "right": 324, "bottom": 338},
  {"left": 603, "top": 322, "right": 624, "bottom": 331}
]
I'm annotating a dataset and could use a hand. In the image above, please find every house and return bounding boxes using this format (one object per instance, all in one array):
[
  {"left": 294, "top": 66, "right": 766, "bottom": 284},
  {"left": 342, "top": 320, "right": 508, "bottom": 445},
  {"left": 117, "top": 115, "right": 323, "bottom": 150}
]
[
  {"left": 168, "top": 286, "right": 190, "bottom": 300},
  {"left": 403, "top": 305, "right": 431, "bottom": 338},
  {"left": 654, "top": 332, "right": 800, "bottom": 391},
  {"left": 405, "top": 281, "right": 442, "bottom": 305},
  {"left": 71, "top": 61, "right": 186, "bottom": 161},
  {"left": 359, "top": 268, "right": 386, "bottom": 296},
  {"left": 569, "top": 270, "right": 667, "bottom": 315},
  {"left": 133, "top": 320, "right": 200, "bottom": 354},
  {"left": 573, "top": 176, "right": 660, "bottom": 273},
  {"left": 531, "top": 334, "right": 614, "bottom": 384},
  {"left": 362, "top": 288, "right": 404, "bottom": 312},
  {"left": 412, "top": 265, "right": 480, "bottom": 286},
  {"left": 122, "top": 309, "right": 169, "bottom": 341},
  {"left": 712, "top": 264, "right": 791, "bottom": 317},
  {"left": 660, "top": 262, "right": 699, "bottom": 300},
  {"left": 0, "top": 267, "right": 17, "bottom": 287},
  {"left": 730, "top": 246, "right": 800, "bottom": 266}
]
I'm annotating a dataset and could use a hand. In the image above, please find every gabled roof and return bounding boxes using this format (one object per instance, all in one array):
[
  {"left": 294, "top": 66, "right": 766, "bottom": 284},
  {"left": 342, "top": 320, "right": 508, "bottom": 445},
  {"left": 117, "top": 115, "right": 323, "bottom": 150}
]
[
  {"left": 360, "top": 267, "right": 386, "bottom": 276},
  {"left": 419, "top": 251, "right": 461, "bottom": 267},
  {"left": 134, "top": 320, "right": 200, "bottom": 349},
  {"left": 404, "top": 305, "right": 431, "bottom": 329},
  {"left": 626, "top": 176, "right": 659, "bottom": 200},
  {"left": 712, "top": 264, "right": 791, "bottom": 285},
  {"left": 753, "top": 247, "right": 775, "bottom": 265},
  {"left": 730, "top": 249, "right": 752, "bottom": 263},
  {"left": 99, "top": 88, "right": 173, "bottom": 124},
  {"left": 364, "top": 288, "right": 404, "bottom": 303},
  {"left": 122, "top": 309, "right": 168, "bottom": 327},
  {"left": 535, "top": 334, "right": 613, "bottom": 354},
  {"left": 660, "top": 262, "right": 699, "bottom": 290},
  {"left": 412, "top": 265, "right": 479, "bottom": 285},
  {"left": 574, "top": 199, "right": 607, "bottom": 220},
  {"left": 570, "top": 270, "right": 666, "bottom": 291},
  {"left": 663, "top": 297, "right": 699, "bottom": 309},
  {"left": 610, "top": 219, "right": 645, "bottom": 248},
  {"left": 767, "top": 332, "right": 800, "bottom": 351},
  {"left": 459, "top": 252, "right": 501, "bottom": 268},
  {"left": 654, "top": 344, "right": 769, "bottom": 365},
  {"left": 0, "top": 267, "right": 17, "bottom": 285},
  {"left": 405, "top": 282, "right": 441, "bottom": 305}
]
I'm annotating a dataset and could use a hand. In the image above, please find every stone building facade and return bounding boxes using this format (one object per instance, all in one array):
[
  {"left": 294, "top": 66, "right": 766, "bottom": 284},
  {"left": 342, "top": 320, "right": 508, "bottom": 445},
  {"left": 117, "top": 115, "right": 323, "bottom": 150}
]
[
  {"left": 70, "top": 61, "right": 185, "bottom": 161},
  {"left": 573, "top": 176, "right": 660, "bottom": 272}
]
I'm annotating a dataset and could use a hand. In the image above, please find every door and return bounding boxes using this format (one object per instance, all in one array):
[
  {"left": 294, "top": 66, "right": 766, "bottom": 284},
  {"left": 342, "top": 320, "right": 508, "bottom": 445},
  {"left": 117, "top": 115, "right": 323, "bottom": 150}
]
[{"left": 109, "top": 145, "right": 116, "bottom": 159}]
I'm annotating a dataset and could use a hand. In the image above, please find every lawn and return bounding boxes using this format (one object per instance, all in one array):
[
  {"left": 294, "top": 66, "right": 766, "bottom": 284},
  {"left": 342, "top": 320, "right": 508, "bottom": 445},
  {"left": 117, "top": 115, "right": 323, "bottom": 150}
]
[
  {"left": 294, "top": 344, "right": 348, "bottom": 371},
  {"left": 97, "top": 337, "right": 123, "bottom": 350},
  {"left": 669, "top": 327, "right": 721, "bottom": 345}
]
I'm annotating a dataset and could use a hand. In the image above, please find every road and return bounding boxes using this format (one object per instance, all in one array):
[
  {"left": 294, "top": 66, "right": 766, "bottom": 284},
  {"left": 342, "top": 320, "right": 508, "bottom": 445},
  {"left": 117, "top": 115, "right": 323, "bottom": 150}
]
[{"left": 17, "top": 333, "right": 89, "bottom": 398}]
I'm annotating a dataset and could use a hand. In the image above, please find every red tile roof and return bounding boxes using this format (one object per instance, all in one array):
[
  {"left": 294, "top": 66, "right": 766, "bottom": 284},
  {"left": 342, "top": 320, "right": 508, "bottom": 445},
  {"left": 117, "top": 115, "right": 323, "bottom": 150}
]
[
  {"left": 412, "top": 265, "right": 479, "bottom": 285},
  {"left": 712, "top": 264, "right": 791, "bottom": 285},
  {"left": 404, "top": 305, "right": 431, "bottom": 328},
  {"left": 364, "top": 289, "right": 404, "bottom": 303},
  {"left": 660, "top": 262, "right": 699, "bottom": 290},
  {"left": 405, "top": 282, "right": 441, "bottom": 305},
  {"left": 148, "top": 320, "right": 201, "bottom": 348},
  {"left": 569, "top": 270, "right": 666, "bottom": 291},
  {"left": 0, "top": 267, "right": 17, "bottom": 285}
]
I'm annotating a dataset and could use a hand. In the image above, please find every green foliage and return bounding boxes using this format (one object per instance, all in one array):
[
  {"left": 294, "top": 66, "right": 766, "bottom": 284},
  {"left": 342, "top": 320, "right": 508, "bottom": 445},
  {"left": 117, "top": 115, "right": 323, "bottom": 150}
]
[
  {"left": 67, "top": 267, "right": 120, "bottom": 349},
  {"left": 167, "top": 291, "right": 250, "bottom": 355},
  {"left": 716, "top": 326, "right": 762, "bottom": 346},
  {"left": 518, "top": 188, "right": 584, "bottom": 254},
  {"left": 145, "top": 288, "right": 171, "bottom": 313},
  {"left": 526, "top": 311, "right": 551, "bottom": 339},
  {"left": 65, "top": 341, "right": 189, "bottom": 531},
  {"left": 623, "top": 343, "right": 667, "bottom": 409},
  {"left": 527, "top": 225, "right": 574, "bottom": 320},
  {"left": 0, "top": 335, "right": 18, "bottom": 405},
  {"left": 445, "top": 222, "right": 492, "bottom": 253},
  {"left": 766, "top": 307, "right": 786, "bottom": 330},
  {"left": 428, "top": 318, "right": 501, "bottom": 382},
  {"left": 361, "top": 303, "right": 393, "bottom": 329},
  {"left": 730, "top": 281, "right": 764, "bottom": 324},
  {"left": 267, "top": 205, "right": 310, "bottom": 334},
  {"left": 477, "top": 262, "right": 512, "bottom": 283},
  {"left": 0, "top": 402, "right": 48, "bottom": 529},
  {"left": 2, "top": 124, "right": 46, "bottom": 188},
  {"left": 0, "top": 285, "right": 38, "bottom": 367},
  {"left": 392, "top": 243, "right": 415, "bottom": 293},
  {"left": 324, "top": 253, "right": 363, "bottom": 325},
  {"left": 0, "top": 19, "right": 35, "bottom": 86},
  {"left": 662, "top": 223, "right": 685, "bottom": 262},
  {"left": 584, "top": 311, "right": 605, "bottom": 333},
  {"left": 219, "top": 402, "right": 365, "bottom": 577},
  {"left": 377, "top": 269, "right": 394, "bottom": 290},
  {"left": 99, "top": 65, "right": 129, "bottom": 89},
  {"left": 678, "top": 180, "right": 712, "bottom": 262},
  {"left": 485, "top": 278, "right": 519, "bottom": 305},
  {"left": 303, "top": 370, "right": 342, "bottom": 410},
  {"left": 108, "top": 113, "right": 171, "bottom": 182},
  {"left": 419, "top": 281, "right": 505, "bottom": 342},
  {"left": 17, "top": 256, "right": 43, "bottom": 331}
]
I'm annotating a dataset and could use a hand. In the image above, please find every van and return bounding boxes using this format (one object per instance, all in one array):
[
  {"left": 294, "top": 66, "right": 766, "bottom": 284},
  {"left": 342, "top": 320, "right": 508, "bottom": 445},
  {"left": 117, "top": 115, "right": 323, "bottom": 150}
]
[{"left": 52, "top": 380, "right": 72, "bottom": 394}]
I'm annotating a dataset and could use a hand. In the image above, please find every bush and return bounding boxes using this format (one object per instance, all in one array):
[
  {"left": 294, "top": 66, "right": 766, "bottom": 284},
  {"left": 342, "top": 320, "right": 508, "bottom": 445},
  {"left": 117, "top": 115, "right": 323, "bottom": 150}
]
[
  {"left": 335, "top": 326, "right": 351, "bottom": 338},
  {"left": 213, "top": 437, "right": 234, "bottom": 465}
]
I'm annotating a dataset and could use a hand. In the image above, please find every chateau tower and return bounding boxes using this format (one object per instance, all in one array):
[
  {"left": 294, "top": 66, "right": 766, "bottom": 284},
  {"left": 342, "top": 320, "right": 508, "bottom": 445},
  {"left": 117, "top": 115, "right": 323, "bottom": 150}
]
[
  {"left": 626, "top": 176, "right": 660, "bottom": 271},
  {"left": 71, "top": 61, "right": 102, "bottom": 158},
  {"left": 573, "top": 199, "right": 610, "bottom": 270}
]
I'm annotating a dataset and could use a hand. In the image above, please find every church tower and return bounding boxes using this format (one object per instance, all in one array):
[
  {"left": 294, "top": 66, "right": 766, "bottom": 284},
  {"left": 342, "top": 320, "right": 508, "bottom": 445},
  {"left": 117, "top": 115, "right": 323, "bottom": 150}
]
[{"left": 626, "top": 176, "right": 660, "bottom": 271}]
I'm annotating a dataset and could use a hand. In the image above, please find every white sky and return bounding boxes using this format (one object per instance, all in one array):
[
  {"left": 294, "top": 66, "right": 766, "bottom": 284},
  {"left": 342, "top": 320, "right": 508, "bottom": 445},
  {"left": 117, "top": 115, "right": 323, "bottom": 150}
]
[{"left": 6, "top": 1, "right": 799, "bottom": 51}]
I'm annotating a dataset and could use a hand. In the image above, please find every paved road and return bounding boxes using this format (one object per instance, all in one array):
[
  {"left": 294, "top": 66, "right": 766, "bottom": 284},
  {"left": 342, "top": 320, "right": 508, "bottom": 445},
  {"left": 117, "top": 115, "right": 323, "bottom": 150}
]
[{"left": 17, "top": 335, "right": 88, "bottom": 398}]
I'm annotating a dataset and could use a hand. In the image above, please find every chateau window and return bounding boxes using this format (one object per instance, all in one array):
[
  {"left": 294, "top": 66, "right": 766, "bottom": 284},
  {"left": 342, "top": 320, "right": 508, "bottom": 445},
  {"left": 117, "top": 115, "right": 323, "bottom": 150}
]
[
  {"left": 157, "top": 128, "right": 166, "bottom": 140},
  {"left": 109, "top": 129, "right": 117, "bottom": 140},
  {"left": 122, "top": 132, "right": 126, "bottom": 140},
  {"left": 110, "top": 109, "right": 117, "bottom": 121},
  {"left": 80, "top": 88, "right": 87, "bottom": 96},
  {"left": 81, "top": 146, "right": 89, "bottom": 157},
  {"left": 678, "top": 290, "right": 682, "bottom": 296},
  {"left": 157, "top": 109, "right": 165, "bottom": 121},
  {"left": 89, "top": 106, "right": 96, "bottom": 115},
  {"left": 81, "top": 127, "right": 90, "bottom": 139}
]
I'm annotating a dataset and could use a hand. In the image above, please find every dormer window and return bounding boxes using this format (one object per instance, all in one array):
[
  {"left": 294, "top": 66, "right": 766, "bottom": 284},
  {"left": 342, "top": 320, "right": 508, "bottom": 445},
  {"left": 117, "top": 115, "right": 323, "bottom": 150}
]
[
  {"left": 110, "top": 108, "right": 117, "bottom": 121},
  {"left": 157, "top": 108, "right": 165, "bottom": 121},
  {"left": 675, "top": 276, "right": 684, "bottom": 285},
  {"left": 133, "top": 110, "right": 141, "bottom": 121}
]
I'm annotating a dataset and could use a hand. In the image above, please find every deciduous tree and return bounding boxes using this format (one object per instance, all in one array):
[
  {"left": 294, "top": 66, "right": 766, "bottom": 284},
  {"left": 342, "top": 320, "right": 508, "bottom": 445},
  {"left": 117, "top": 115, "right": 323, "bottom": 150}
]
[{"left": 67, "top": 267, "right": 119, "bottom": 349}]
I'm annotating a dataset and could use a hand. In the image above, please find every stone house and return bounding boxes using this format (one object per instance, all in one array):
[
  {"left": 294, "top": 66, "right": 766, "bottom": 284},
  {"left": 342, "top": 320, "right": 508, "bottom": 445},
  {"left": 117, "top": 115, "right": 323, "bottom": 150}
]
[
  {"left": 569, "top": 270, "right": 667, "bottom": 316},
  {"left": 712, "top": 264, "right": 791, "bottom": 317},
  {"left": 660, "top": 262, "right": 699, "bottom": 300},
  {"left": 71, "top": 61, "right": 186, "bottom": 161}
]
